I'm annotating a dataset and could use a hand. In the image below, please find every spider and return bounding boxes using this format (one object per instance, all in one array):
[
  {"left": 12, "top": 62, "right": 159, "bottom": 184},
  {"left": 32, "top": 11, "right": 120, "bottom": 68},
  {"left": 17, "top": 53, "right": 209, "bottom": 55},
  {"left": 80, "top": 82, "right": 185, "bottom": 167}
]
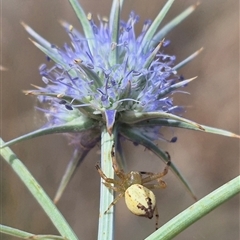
[{"left": 95, "top": 145, "right": 171, "bottom": 229}]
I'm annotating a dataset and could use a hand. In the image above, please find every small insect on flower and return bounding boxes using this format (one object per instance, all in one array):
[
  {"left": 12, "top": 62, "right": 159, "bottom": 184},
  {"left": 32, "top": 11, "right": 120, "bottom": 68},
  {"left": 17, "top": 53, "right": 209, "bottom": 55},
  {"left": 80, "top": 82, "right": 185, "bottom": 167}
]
[{"left": 96, "top": 145, "right": 171, "bottom": 229}]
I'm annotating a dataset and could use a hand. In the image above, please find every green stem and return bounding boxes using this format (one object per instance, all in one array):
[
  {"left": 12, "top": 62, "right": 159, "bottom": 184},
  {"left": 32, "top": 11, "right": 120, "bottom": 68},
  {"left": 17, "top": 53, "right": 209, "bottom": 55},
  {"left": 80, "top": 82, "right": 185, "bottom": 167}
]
[
  {"left": 0, "top": 139, "right": 78, "bottom": 240},
  {"left": 97, "top": 127, "right": 115, "bottom": 240},
  {"left": 145, "top": 175, "right": 240, "bottom": 240},
  {"left": 0, "top": 224, "right": 64, "bottom": 240}
]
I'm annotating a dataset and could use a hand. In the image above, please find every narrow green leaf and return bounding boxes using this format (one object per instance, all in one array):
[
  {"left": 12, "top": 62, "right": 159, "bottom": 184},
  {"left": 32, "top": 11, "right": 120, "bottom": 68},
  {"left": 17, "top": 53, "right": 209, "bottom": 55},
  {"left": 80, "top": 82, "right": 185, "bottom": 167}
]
[
  {"left": 79, "top": 64, "right": 103, "bottom": 88},
  {"left": 0, "top": 139, "right": 78, "bottom": 240},
  {"left": 114, "top": 130, "right": 127, "bottom": 170},
  {"left": 29, "top": 39, "right": 76, "bottom": 77},
  {"left": 151, "top": 2, "right": 200, "bottom": 47},
  {"left": 158, "top": 76, "right": 197, "bottom": 98},
  {"left": 109, "top": 0, "right": 120, "bottom": 65},
  {"left": 23, "top": 23, "right": 84, "bottom": 81},
  {"left": 68, "top": 0, "right": 95, "bottom": 53},
  {"left": 139, "top": 0, "right": 175, "bottom": 53},
  {"left": 119, "top": 111, "right": 205, "bottom": 131},
  {"left": 0, "top": 224, "right": 64, "bottom": 239},
  {"left": 24, "top": 89, "right": 101, "bottom": 120},
  {"left": 120, "top": 80, "right": 131, "bottom": 99},
  {"left": 21, "top": 22, "right": 53, "bottom": 49},
  {"left": 109, "top": 0, "right": 124, "bottom": 33},
  {"left": 119, "top": 126, "right": 197, "bottom": 200},
  {"left": 22, "top": 25, "right": 77, "bottom": 78},
  {"left": 143, "top": 40, "right": 164, "bottom": 69},
  {"left": 137, "top": 119, "right": 240, "bottom": 139},
  {"left": 145, "top": 175, "right": 240, "bottom": 240},
  {"left": 54, "top": 129, "right": 100, "bottom": 203},
  {"left": 173, "top": 48, "right": 204, "bottom": 71},
  {"left": 1, "top": 117, "right": 98, "bottom": 148},
  {"left": 54, "top": 149, "right": 87, "bottom": 203}
]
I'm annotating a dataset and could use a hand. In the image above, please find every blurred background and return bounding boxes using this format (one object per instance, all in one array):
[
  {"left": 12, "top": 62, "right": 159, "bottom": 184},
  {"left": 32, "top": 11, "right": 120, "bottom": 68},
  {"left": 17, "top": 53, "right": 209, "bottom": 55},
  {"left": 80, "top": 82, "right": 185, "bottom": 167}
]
[{"left": 1, "top": 0, "right": 239, "bottom": 239}]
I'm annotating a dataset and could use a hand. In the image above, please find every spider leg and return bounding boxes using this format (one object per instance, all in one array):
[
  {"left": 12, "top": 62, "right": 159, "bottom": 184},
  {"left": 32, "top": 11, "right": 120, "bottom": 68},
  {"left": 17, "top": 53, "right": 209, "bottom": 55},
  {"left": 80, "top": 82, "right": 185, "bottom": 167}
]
[
  {"left": 103, "top": 182, "right": 122, "bottom": 192},
  {"left": 96, "top": 164, "right": 121, "bottom": 186},
  {"left": 104, "top": 192, "right": 125, "bottom": 214},
  {"left": 139, "top": 171, "right": 154, "bottom": 175},
  {"left": 111, "top": 144, "right": 125, "bottom": 179},
  {"left": 155, "top": 204, "right": 159, "bottom": 230},
  {"left": 96, "top": 164, "right": 112, "bottom": 181},
  {"left": 143, "top": 180, "right": 167, "bottom": 189},
  {"left": 141, "top": 160, "right": 171, "bottom": 184}
]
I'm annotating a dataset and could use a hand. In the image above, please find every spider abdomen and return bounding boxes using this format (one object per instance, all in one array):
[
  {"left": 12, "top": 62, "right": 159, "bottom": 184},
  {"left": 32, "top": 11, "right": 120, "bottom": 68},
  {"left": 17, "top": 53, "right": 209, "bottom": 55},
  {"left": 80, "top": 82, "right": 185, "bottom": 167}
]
[{"left": 125, "top": 184, "right": 156, "bottom": 219}]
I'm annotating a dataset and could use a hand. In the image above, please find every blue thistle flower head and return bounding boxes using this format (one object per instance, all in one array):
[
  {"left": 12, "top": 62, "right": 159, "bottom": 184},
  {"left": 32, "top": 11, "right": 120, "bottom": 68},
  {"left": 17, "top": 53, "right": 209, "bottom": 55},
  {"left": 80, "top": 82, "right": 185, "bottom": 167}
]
[
  {"left": 24, "top": 1, "right": 199, "bottom": 142},
  {"left": 38, "top": 15, "right": 178, "bottom": 136}
]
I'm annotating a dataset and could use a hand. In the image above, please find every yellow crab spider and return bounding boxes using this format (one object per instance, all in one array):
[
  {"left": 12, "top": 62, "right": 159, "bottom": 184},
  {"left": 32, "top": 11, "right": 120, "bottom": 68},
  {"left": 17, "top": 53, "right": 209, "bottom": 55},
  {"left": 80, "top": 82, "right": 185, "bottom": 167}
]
[{"left": 95, "top": 146, "right": 171, "bottom": 229}]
